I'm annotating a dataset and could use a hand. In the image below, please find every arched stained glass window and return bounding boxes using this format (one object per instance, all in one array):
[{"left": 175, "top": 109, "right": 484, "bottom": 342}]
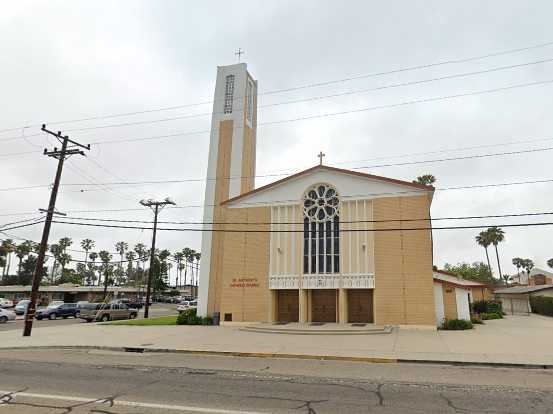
[{"left": 303, "top": 184, "right": 340, "bottom": 274}]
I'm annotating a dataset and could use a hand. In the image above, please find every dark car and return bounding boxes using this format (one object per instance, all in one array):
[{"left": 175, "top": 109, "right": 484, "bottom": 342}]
[{"left": 35, "top": 303, "right": 80, "bottom": 320}]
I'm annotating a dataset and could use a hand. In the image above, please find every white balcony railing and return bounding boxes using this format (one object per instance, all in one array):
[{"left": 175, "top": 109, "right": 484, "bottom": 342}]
[{"left": 268, "top": 274, "right": 375, "bottom": 290}]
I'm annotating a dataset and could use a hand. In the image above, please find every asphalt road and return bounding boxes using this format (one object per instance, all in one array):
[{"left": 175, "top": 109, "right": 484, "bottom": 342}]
[
  {"left": 0, "top": 304, "right": 177, "bottom": 332},
  {"left": 0, "top": 349, "right": 552, "bottom": 413}
]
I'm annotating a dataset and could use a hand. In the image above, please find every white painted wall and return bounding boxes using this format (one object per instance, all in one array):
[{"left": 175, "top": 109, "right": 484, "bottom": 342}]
[
  {"left": 455, "top": 288, "right": 471, "bottom": 321},
  {"left": 227, "top": 169, "right": 429, "bottom": 209},
  {"left": 433, "top": 283, "right": 445, "bottom": 326}
]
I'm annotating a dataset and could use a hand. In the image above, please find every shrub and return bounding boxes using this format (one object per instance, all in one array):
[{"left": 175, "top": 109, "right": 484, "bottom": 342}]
[
  {"left": 471, "top": 315, "right": 484, "bottom": 324},
  {"left": 480, "top": 312, "right": 503, "bottom": 320},
  {"left": 176, "top": 308, "right": 213, "bottom": 325},
  {"left": 440, "top": 319, "right": 473, "bottom": 330},
  {"left": 471, "top": 300, "right": 502, "bottom": 314},
  {"left": 530, "top": 296, "right": 553, "bottom": 317}
]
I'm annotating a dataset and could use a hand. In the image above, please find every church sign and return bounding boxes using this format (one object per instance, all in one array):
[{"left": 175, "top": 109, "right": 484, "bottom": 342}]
[{"left": 230, "top": 277, "right": 260, "bottom": 288}]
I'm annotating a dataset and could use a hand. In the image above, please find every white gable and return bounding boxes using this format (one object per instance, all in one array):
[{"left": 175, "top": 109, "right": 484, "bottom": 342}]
[{"left": 226, "top": 168, "right": 430, "bottom": 208}]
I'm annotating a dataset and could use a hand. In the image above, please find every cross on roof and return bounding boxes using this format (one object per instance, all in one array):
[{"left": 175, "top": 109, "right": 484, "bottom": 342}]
[
  {"left": 235, "top": 48, "right": 244, "bottom": 62},
  {"left": 317, "top": 151, "right": 326, "bottom": 166}
]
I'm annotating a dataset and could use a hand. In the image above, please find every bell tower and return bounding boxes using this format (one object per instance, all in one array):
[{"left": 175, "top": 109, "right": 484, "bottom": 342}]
[{"left": 197, "top": 63, "right": 258, "bottom": 317}]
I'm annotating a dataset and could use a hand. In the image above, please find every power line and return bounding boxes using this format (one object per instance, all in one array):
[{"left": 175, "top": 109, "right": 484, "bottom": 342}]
[
  {"left": 3, "top": 75, "right": 553, "bottom": 147},
  {"left": 3, "top": 145, "right": 553, "bottom": 193},
  {"left": 51, "top": 219, "right": 553, "bottom": 233},
  {"left": 2, "top": 39, "right": 552, "bottom": 134},
  {"left": 1, "top": 175, "right": 553, "bottom": 219}
]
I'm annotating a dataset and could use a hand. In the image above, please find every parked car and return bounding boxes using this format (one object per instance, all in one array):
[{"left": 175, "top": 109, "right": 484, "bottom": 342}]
[
  {"left": 0, "top": 308, "right": 16, "bottom": 323},
  {"left": 35, "top": 303, "right": 80, "bottom": 320},
  {"left": 79, "top": 302, "right": 138, "bottom": 322},
  {"left": 176, "top": 300, "right": 197, "bottom": 312},
  {"left": 0, "top": 298, "right": 14, "bottom": 308},
  {"left": 14, "top": 299, "right": 30, "bottom": 315},
  {"left": 115, "top": 298, "right": 142, "bottom": 310}
]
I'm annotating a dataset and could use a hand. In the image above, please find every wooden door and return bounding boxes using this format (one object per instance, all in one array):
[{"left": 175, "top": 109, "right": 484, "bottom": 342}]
[
  {"left": 277, "top": 290, "right": 299, "bottom": 322},
  {"left": 348, "top": 289, "right": 373, "bottom": 323},
  {"left": 311, "top": 289, "right": 336, "bottom": 322}
]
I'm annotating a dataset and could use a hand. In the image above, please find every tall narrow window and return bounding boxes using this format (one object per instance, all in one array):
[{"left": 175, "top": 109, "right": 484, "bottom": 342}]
[
  {"left": 224, "top": 74, "right": 235, "bottom": 114},
  {"left": 246, "top": 79, "right": 254, "bottom": 125},
  {"left": 303, "top": 184, "right": 340, "bottom": 274}
]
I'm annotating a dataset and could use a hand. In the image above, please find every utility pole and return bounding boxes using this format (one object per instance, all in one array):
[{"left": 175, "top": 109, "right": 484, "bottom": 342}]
[
  {"left": 140, "top": 198, "right": 176, "bottom": 318},
  {"left": 23, "top": 125, "right": 89, "bottom": 337}
]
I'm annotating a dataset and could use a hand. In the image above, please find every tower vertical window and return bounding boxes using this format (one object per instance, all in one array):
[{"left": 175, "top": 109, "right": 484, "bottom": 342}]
[
  {"left": 246, "top": 79, "right": 254, "bottom": 125},
  {"left": 303, "top": 184, "right": 340, "bottom": 274},
  {"left": 224, "top": 74, "right": 235, "bottom": 114}
]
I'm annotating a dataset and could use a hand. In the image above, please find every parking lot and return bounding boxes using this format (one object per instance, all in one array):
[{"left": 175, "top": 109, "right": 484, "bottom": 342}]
[{"left": 0, "top": 303, "right": 177, "bottom": 332}]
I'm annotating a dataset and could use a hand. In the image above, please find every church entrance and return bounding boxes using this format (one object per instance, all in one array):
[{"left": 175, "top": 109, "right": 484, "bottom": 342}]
[
  {"left": 347, "top": 289, "right": 374, "bottom": 323},
  {"left": 277, "top": 290, "right": 299, "bottom": 322},
  {"left": 311, "top": 289, "right": 337, "bottom": 322}
]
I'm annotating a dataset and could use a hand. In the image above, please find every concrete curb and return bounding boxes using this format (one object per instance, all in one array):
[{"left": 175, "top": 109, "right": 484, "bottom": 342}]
[{"left": 2, "top": 345, "right": 553, "bottom": 369}]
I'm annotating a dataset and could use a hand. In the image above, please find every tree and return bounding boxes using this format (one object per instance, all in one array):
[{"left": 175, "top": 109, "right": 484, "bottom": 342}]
[
  {"left": 487, "top": 227, "right": 505, "bottom": 282},
  {"left": 194, "top": 252, "right": 201, "bottom": 286},
  {"left": 58, "top": 237, "right": 73, "bottom": 254},
  {"left": 134, "top": 243, "right": 147, "bottom": 287},
  {"left": 98, "top": 250, "right": 113, "bottom": 298},
  {"left": 58, "top": 252, "right": 72, "bottom": 281},
  {"left": 521, "top": 259, "right": 535, "bottom": 280},
  {"left": 475, "top": 230, "right": 494, "bottom": 277},
  {"left": 125, "top": 251, "right": 137, "bottom": 285},
  {"left": 0, "top": 245, "right": 7, "bottom": 276},
  {"left": 115, "top": 241, "right": 129, "bottom": 285},
  {"left": 173, "top": 252, "right": 185, "bottom": 287},
  {"left": 547, "top": 258, "right": 553, "bottom": 270},
  {"left": 88, "top": 252, "right": 99, "bottom": 286},
  {"left": 15, "top": 241, "right": 33, "bottom": 275},
  {"left": 80, "top": 239, "right": 95, "bottom": 266},
  {"left": 443, "top": 262, "right": 496, "bottom": 285},
  {"left": 413, "top": 174, "right": 436, "bottom": 186},
  {"left": 512, "top": 257, "right": 524, "bottom": 278},
  {"left": 1, "top": 239, "right": 15, "bottom": 276},
  {"left": 49, "top": 243, "right": 62, "bottom": 283}
]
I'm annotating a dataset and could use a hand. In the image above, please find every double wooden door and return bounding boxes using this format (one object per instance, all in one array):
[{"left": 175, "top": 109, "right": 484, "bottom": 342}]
[
  {"left": 311, "top": 289, "right": 337, "bottom": 322},
  {"left": 348, "top": 289, "right": 374, "bottom": 323}
]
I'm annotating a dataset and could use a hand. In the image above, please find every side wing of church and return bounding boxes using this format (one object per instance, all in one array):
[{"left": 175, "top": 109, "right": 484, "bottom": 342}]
[{"left": 198, "top": 63, "right": 437, "bottom": 328}]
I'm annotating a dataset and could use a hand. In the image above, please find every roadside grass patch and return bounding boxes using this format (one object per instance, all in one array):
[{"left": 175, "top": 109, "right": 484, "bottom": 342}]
[{"left": 104, "top": 315, "right": 178, "bottom": 326}]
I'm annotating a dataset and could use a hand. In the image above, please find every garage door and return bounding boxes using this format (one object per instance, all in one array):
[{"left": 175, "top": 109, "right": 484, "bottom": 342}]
[
  {"left": 348, "top": 289, "right": 374, "bottom": 323},
  {"left": 311, "top": 290, "right": 336, "bottom": 322},
  {"left": 505, "top": 298, "right": 530, "bottom": 315},
  {"left": 277, "top": 290, "right": 299, "bottom": 322}
]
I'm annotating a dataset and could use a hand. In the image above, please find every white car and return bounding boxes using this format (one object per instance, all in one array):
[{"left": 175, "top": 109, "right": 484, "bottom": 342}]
[
  {"left": 176, "top": 300, "right": 197, "bottom": 312},
  {"left": 0, "top": 308, "right": 16, "bottom": 323},
  {"left": 0, "top": 298, "right": 14, "bottom": 308}
]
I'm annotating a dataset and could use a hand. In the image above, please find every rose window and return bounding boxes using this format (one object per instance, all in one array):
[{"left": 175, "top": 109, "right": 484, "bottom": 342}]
[{"left": 303, "top": 184, "right": 339, "bottom": 222}]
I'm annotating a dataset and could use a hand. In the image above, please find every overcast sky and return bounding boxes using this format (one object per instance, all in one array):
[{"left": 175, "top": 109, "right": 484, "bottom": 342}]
[{"left": 1, "top": 0, "right": 553, "bottom": 283}]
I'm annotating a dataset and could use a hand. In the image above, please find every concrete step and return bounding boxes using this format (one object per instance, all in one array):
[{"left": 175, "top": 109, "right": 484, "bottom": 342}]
[{"left": 240, "top": 323, "right": 392, "bottom": 335}]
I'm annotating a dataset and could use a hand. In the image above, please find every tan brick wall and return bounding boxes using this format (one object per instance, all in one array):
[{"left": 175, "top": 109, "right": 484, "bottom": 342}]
[
  {"left": 373, "top": 195, "right": 435, "bottom": 326},
  {"left": 442, "top": 284, "right": 458, "bottom": 320},
  {"left": 206, "top": 120, "right": 233, "bottom": 315},
  {"left": 218, "top": 206, "right": 271, "bottom": 322}
]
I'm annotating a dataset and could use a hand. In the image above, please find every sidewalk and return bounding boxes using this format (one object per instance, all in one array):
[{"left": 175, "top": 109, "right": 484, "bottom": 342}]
[{"left": 1, "top": 315, "right": 552, "bottom": 366}]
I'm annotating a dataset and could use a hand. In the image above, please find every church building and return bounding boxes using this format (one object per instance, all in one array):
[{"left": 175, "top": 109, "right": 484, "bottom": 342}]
[{"left": 198, "top": 63, "right": 439, "bottom": 328}]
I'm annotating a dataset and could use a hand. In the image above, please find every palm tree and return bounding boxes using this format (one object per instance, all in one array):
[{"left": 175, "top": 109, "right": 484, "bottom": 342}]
[
  {"left": 58, "top": 252, "right": 72, "bottom": 280},
  {"left": 521, "top": 259, "right": 534, "bottom": 281},
  {"left": 413, "top": 174, "right": 436, "bottom": 186},
  {"left": 172, "top": 252, "right": 185, "bottom": 287},
  {"left": 182, "top": 248, "right": 194, "bottom": 286},
  {"left": 115, "top": 241, "right": 129, "bottom": 285},
  {"left": 15, "top": 241, "right": 33, "bottom": 275},
  {"left": 512, "top": 257, "right": 523, "bottom": 279},
  {"left": 88, "top": 251, "right": 99, "bottom": 286},
  {"left": 58, "top": 237, "right": 73, "bottom": 254},
  {"left": 194, "top": 252, "right": 201, "bottom": 286},
  {"left": 125, "top": 251, "right": 136, "bottom": 285},
  {"left": 487, "top": 227, "right": 505, "bottom": 282},
  {"left": 1, "top": 239, "right": 15, "bottom": 276},
  {"left": 98, "top": 250, "right": 113, "bottom": 298},
  {"left": 475, "top": 230, "right": 493, "bottom": 277},
  {"left": 49, "top": 244, "right": 62, "bottom": 282},
  {"left": 80, "top": 239, "right": 95, "bottom": 266},
  {"left": 133, "top": 243, "right": 147, "bottom": 285},
  {"left": 547, "top": 258, "right": 553, "bottom": 270}
]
